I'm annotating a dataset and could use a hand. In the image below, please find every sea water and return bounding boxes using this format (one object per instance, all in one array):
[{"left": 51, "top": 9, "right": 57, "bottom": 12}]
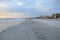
[{"left": 0, "top": 18, "right": 25, "bottom": 32}]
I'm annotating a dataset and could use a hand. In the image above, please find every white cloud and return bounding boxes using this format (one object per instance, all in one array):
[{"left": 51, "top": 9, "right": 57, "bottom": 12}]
[
  {"left": 34, "top": 0, "right": 51, "bottom": 12},
  {"left": 0, "top": 2, "right": 9, "bottom": 9},
  {"left": 0, "top": 0, "right": 30, "bottom": 18},
  {"left": 12, "top": 0, "right": 24, "bottom": 6},
  {"left": 0, "top": 2, "right": 14, "bottom": 9},
  {"left": 16, "top": 2, "right": 24, "bottom": 6}
]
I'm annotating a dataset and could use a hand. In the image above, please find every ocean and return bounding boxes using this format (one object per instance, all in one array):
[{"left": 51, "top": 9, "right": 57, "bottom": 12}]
[{"left": 0, "top": 18, "right": 25, "bottom": 32}]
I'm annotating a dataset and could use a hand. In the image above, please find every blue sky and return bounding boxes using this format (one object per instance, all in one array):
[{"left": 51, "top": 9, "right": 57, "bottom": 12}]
[{"left": 0, "top": 0, "right": 60, "bottom": 18}]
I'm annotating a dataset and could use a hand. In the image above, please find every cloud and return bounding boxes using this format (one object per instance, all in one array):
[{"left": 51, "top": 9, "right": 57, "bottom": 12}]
[
  {"left": 34, "top": 0, "right": 51, "bottom": 12},
  {"left": 0, "top": 10, "right": 30, "bottom": 18},
  {"left": 0, "top": 2, "right": 14, "bottom": 9},
  {"left": 12, "top": 0, "right": 25, "bottom": 6},
  {"left": 34, "top": 0, "right": 60, "bottom": 13},
  {"left": 45, "top": 0, "right": 56, "bottom": 4},
  {"left": 0, "top": 0, "right": 60, "bottom": 18},
  {"left": 16, "top": 2, "right": 24, "bottom": 6},
  {"left": 0, "top": 0, "right": 33, "bottom": 18},
  {"left": 0, "top": 2, "right": 9, "bottom": 9}
]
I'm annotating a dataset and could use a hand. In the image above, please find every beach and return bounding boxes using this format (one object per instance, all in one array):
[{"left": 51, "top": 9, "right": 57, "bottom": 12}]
[
  {"left": 0, "top": 19, "right": 60, "bottom": 40},
  {"left": 0, "top": 18, "right": 25, "bottom": 32}
]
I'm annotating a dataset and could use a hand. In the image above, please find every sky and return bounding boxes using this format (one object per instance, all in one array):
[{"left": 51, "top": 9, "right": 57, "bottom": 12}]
[{"left": 0, "top": 0, "right": 60, "bottom": 18}]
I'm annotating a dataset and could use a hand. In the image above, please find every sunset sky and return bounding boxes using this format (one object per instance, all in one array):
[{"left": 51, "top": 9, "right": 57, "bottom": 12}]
[{"left": 0, "top": 0, "right": 60, "bottom": 18}]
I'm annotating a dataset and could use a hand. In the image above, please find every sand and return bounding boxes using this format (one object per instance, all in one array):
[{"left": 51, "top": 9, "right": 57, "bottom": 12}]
[{"left": 0, "top": 19, "right": 60, "bottom": 40}]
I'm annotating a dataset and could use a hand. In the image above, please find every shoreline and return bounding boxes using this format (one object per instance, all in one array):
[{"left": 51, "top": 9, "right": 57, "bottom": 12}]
[{"left": 0, "top": 19, "right": 25, "bottom": 32}]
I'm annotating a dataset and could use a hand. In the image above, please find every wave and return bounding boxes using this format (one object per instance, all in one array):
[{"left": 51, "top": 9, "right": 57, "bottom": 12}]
[{"left": 0, "top": 18, "right": 25, "bottom": 22}]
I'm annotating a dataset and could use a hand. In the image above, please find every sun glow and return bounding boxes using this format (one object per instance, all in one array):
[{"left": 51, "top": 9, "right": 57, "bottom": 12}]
[{"left": 0, "top": 11, "right": 29, "bottom": 18}]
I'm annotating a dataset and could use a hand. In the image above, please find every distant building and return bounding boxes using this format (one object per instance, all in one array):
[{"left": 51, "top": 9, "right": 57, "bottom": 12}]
[
  {"left": 41, "top": 16, "right": 51, "bottom": 19},
  {"left": 52, "top": 13, "right": 60, "bottom": 19},
  {"left": 33, "top": 13, "right": 60, "bottom": 19},
  {"left": 35, "top": 16, "right": 52, "bottom": 19}
]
